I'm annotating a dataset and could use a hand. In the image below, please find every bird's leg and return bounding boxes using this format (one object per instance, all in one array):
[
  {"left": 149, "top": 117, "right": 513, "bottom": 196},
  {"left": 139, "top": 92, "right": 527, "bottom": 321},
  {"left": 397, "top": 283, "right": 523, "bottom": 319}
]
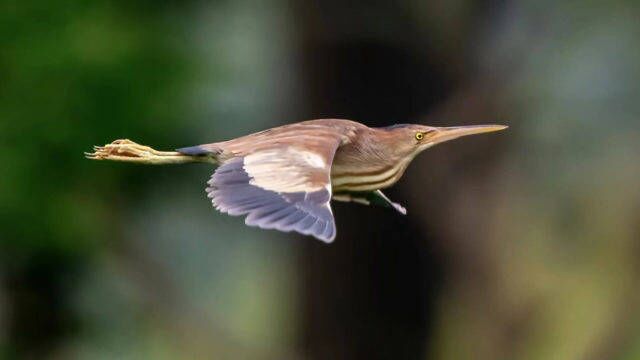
[
  {"left": 332, "top": 190, "right": 407, "bottom": 215},
  {"left": 370, "top": 190, "right": 407, "bottom": 215},
  {"left": 332, "top": 193, "right": 372, "bottom": 206},
  {"left": 85, "top": 139, "right": 211, "bottom": 165}
]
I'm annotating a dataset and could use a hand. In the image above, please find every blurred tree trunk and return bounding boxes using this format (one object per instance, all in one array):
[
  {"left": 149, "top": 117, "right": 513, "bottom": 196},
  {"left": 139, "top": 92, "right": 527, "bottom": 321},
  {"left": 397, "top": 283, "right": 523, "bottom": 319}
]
[
  {"left": 291, "top": 1, "right": 507, "bottom": 359},
  {"left": 292, "top": 2, "right": 450, "bottom": 359}
]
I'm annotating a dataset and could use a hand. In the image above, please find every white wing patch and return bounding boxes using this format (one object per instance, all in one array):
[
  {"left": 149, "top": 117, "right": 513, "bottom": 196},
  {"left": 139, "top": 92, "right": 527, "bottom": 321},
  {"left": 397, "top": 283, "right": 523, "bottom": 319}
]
[
  {"left": 244, "top": 147, "right": 328, "bottom": 193},
  {"left": 300, "top": 151, "right": 326, "bottom": 168}
]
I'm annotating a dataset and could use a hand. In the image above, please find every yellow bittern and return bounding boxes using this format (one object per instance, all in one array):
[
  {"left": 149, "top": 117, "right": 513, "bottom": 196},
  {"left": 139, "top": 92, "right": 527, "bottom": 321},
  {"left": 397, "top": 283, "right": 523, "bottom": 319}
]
[{"left": 87, "top": 119, "right": 506, "bottom": 242}]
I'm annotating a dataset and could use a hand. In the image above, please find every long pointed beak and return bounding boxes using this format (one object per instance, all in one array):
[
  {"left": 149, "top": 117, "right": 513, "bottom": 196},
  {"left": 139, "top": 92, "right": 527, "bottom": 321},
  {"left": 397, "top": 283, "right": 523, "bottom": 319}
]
[{"left": 429, "top": 124, "right": 508, "bottom": 145}]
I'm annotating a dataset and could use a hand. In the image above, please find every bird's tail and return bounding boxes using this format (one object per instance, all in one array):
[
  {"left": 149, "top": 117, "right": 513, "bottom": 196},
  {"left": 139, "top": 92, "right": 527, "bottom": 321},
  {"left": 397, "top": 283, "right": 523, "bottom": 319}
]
[{"left": 85, "top": 139, "right": 218, "bottom": 165}]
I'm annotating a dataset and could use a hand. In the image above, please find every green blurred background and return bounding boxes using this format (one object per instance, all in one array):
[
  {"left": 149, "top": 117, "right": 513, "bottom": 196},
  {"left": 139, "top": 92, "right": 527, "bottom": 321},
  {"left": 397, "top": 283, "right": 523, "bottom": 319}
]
[{"left": 2, "top": 0, "right": 640, "bottom": 359}]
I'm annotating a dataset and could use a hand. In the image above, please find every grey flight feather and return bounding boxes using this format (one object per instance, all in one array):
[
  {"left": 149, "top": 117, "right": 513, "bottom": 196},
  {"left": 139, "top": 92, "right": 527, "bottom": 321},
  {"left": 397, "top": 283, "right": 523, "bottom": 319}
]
[{"left": 207, "top": 158, "right": 336, "bottom": 242}]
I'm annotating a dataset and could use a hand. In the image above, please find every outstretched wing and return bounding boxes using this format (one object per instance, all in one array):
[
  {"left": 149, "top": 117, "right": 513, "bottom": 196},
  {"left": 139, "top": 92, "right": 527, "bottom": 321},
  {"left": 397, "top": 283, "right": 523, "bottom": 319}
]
[{"left": 207, "top": 141, "right": 342, "bottom": 242}]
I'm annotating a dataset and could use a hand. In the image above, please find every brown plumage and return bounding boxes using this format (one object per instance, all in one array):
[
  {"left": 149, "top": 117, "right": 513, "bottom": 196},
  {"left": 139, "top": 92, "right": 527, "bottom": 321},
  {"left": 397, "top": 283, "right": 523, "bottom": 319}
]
[{"left": 86, "top": 119, "right": 506, "bottom": 242}]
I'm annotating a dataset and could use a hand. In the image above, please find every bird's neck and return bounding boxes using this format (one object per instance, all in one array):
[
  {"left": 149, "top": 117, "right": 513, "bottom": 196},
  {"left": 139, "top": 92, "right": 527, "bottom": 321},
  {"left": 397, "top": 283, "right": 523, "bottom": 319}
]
[{"left": 331, "top": 129, "right": 414, "bottom": 192}]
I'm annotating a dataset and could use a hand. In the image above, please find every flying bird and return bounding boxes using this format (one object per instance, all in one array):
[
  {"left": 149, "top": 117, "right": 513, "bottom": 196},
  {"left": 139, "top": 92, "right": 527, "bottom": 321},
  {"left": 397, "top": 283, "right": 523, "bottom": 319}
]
[{"left": 86, "top": 119, "right": 506, "bottom": 242}]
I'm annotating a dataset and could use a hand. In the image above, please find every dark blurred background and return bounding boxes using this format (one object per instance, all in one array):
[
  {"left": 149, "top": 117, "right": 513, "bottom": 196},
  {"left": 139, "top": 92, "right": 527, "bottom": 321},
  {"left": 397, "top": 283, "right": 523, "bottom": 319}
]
[{"left": 2, "top": 0, "right": 640, "bottom": 359}]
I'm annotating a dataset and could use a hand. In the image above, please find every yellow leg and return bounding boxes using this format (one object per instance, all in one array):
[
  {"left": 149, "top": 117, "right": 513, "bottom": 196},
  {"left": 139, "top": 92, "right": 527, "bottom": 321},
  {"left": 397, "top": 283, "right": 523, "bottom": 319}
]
[{"left": 85, "top": 139, "right": 203, "bottom": 165}]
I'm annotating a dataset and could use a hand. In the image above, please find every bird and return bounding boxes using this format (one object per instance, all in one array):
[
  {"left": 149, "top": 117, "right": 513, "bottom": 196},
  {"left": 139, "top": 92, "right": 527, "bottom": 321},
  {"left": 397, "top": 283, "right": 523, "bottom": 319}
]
[{"left": 86, "top": 119, "right": 506, "bottom": 243}]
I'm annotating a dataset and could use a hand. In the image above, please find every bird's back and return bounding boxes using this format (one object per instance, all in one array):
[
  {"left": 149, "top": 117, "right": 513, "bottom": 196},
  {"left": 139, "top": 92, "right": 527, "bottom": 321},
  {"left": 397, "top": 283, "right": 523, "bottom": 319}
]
[
  {"left": 184, "top": 119, "right": 403, "bottom": 192},
  {"left": 207, "top": 119, "right": 364, "bottom": 161}
]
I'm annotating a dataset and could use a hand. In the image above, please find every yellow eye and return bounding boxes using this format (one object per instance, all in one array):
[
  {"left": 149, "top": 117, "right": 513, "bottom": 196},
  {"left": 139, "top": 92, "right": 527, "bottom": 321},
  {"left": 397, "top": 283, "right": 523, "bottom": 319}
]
[{"left": 415, "top": 132, "right": 424, "bottom": 140}]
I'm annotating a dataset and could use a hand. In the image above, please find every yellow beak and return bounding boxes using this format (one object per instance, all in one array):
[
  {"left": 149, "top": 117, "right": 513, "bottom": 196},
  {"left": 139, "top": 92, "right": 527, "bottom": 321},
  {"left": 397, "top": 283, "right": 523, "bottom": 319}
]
[{"left": 429, "top": 124, "right": 508, "bottom": 145}]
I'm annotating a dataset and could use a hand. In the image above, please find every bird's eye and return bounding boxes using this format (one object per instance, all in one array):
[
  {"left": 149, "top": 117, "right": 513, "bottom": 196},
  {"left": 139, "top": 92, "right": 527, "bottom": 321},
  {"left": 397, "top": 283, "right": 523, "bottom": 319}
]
[{"left": 415, "top": 132, "right": 424, "bottom": 140}]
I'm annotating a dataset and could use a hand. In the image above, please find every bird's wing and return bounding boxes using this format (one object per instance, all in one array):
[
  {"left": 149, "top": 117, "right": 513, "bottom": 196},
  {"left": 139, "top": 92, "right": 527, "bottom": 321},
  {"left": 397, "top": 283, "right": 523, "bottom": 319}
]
[{"left": 206, "top": 139, "right": 343, "bottom": 243}]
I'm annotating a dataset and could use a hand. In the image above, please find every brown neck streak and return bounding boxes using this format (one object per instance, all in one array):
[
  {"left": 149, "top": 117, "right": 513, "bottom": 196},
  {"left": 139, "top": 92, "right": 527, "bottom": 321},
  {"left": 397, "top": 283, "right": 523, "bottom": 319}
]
[{"left": 331, "top": 128, "right": 413, "bottom": 192}]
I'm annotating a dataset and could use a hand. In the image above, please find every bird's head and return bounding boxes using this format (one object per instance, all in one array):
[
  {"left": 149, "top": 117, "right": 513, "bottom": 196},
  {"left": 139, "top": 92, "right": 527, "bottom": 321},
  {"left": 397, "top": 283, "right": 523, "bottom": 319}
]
[{"left": 382, "top": 123, "right": 508, "bottom": 159}]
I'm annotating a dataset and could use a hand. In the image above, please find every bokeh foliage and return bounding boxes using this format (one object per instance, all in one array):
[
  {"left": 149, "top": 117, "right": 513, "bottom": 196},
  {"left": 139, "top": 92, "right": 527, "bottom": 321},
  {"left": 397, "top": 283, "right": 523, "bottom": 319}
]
[{"left": 1, "top": 0, "right": 193, "bottom": 356}]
